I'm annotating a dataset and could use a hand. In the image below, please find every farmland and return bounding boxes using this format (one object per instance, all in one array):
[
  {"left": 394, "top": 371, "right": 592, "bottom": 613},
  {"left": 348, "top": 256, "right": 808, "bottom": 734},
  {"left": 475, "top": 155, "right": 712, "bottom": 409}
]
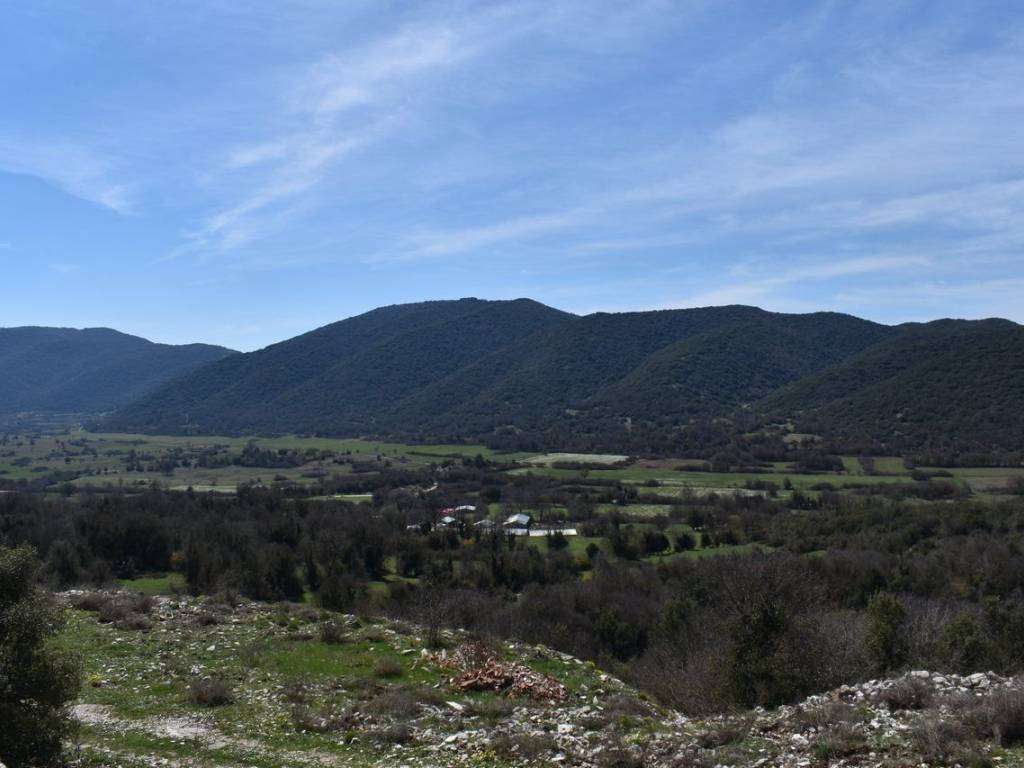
[{"left": 4, "top": 430, "right": 1023, "bottom": 501}]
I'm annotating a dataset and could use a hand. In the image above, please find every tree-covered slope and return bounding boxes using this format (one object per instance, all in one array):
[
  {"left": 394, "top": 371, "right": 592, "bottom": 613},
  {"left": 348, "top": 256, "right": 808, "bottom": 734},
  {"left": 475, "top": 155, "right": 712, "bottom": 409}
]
[
  {"left": 388, "top": 306, "right": 891, "bottom": 434},
  {"left": 0, "top": 327, "right": 235, "bottom": 416},
  {"left": 762, "top": 319, "right": 1024, "bottom": 449},
  {"left": 103, "top": 298, "right": 573, "bottom": 434},
  {"left": 99, "top": 299, "right": 1024, "bottom": 448},
  {"left": 102, "top": 301, "right": 891, "bottom": 439}
]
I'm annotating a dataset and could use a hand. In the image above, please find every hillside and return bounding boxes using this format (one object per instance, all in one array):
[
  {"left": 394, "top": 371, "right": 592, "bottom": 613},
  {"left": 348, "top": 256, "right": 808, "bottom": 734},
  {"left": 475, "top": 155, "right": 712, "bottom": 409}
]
[
  {"left": 97, "top": 299, "right": 1024, "bottom": 450},
  {"left": 763, "top": 319, "right": 1024, "bottom": 449},
  {"left": 102, "top": 301, "right": 890, "bottom": 438},
  {"left": 0, "top": 327, "right": 235, "bottom": 421},
  {"left": 63, "top": 590, "right": 1024, "bottom": 768},
  {"left": 103, "top": 298, "right": 572, "bottom": 435}
]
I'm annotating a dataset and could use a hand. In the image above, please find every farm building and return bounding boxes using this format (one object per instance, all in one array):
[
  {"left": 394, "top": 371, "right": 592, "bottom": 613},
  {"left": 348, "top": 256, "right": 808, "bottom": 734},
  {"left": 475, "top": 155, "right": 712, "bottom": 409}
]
[{"left": 504, "top": 512, "right": 532, "bottom": 531}]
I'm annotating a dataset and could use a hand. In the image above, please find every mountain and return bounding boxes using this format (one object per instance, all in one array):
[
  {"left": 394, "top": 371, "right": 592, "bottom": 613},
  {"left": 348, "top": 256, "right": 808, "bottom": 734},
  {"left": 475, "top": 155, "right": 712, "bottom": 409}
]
[
  {"left": 0, "top": 327, "right": 235, "bottom": 420},
  {"left": 103, "top": 298, "right": 572, "bottom": 435},
  {"left": 95, "top": 299, "right": 1024, "bottom": 449},
  {"left": 103, "top": 299, "right": 893, "bottom": 440},
  {"left": 383, "top": 305, "right": 892, "bottom": 435},
  {"left": 761, "top": 318, "right": 1024, "bottom": 449}
]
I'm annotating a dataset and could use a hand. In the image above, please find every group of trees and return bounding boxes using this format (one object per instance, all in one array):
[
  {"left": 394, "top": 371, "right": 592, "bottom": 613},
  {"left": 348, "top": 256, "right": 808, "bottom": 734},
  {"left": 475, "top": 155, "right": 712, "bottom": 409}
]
[{"left": 5, "top": 460, "right": 1024, "bottom": 761}]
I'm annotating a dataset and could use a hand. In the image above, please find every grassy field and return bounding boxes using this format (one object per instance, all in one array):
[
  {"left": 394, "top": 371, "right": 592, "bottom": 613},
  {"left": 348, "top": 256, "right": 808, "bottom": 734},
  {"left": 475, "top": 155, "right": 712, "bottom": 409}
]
[
  {"left": 0, "top": 431, "right": 513, "bottom": 492},
  {"left": 4, "top": 432, "right": 1022, "bottom": 497}
]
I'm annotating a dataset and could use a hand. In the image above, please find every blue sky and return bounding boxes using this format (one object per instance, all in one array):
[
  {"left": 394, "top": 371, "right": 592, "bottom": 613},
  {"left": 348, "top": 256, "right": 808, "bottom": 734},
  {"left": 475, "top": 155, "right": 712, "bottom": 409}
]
[{"left": 2, "top": 0, "right": 1023, "bottom": 350}]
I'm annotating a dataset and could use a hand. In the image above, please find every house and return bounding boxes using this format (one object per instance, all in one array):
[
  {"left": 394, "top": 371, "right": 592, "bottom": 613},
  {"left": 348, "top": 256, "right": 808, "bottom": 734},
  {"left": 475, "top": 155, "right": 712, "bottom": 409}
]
[
  {"left": 473, "top": 518, "right": 496, "bottom": 530},
  {"left": 504, "top": 512, "right": 532, "bottom": 531},
  {"left": 438, "top": 515, "right": 458, "bottom": 528},
  {"left": 528, "top": 527, "right": 578, "bottom": 537},
  {"left": 454, "top": 504, "right": 477, "bottom": 513}
]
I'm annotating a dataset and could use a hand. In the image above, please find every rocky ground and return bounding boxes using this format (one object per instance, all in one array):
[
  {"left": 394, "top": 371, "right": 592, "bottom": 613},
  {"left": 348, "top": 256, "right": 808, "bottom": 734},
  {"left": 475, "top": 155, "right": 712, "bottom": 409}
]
[{"left": 59, "top": 591, "right": 1024, "bottom": 768}]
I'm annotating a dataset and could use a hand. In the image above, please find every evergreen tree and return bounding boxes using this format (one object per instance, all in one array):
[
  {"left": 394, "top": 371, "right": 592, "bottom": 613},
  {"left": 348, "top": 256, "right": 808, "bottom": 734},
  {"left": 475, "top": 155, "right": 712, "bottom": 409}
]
[{"left": 1, "top": 545, "right": 81, "bottom": 767}]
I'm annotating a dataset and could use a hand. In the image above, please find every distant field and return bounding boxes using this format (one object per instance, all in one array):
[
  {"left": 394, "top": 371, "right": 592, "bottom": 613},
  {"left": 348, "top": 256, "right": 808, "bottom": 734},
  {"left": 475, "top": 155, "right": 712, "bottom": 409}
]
[
  {"left": 3, "top": 431, "right": 1021, "bottom": 496},
  {"left": 523, "top": 452, "right": 629, "bottom": 466},
  {"left": 0, "top": 431, "right": 509, "bottom": 492}
]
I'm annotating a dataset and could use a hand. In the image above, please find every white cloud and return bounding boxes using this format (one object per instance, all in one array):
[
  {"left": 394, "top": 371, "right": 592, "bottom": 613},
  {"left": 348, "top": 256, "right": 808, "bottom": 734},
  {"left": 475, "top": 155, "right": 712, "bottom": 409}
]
[{"left": 0, "top": 136, "right": 134, "bottom": 213}]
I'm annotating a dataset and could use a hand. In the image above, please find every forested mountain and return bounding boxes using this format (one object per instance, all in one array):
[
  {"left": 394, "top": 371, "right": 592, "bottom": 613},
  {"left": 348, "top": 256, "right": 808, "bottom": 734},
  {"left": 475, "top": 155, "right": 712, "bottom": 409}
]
[
  {"left": 12, "top": 300, "right": 1020, "bottom": 450},
  {"left": 0, "top": 327, "right": 235, "bottom": 419},
  {"left": 103, "top": 298, "right": 572, "bottom": 435},
  {"left": 762, "top": 318, "right": 1024, "bottom": 450}
]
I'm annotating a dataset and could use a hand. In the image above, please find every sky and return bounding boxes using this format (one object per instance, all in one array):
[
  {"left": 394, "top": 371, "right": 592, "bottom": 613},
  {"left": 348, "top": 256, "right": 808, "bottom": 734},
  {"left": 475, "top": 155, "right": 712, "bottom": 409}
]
[{"left": 2, "top": 0, "right": 1023, "bottom": 351}]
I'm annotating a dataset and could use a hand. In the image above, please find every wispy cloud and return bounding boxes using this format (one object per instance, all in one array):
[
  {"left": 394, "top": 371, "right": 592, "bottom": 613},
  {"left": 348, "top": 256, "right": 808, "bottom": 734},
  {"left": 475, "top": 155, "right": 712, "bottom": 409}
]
[
  {"left": 0, "top": 136, "right": 133, "bottom": 213},
  {"left": 180, "top": 5, "right": 544, "bottom": 256}
]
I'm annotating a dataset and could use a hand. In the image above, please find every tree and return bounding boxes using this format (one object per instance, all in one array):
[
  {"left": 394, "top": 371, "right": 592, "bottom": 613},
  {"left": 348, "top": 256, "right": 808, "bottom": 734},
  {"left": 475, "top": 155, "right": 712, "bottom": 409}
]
[
  {"left": 546, "top": 531, "right": 569, "bottom": 551},
  {"left": 1, "top": 545, "right": 81, "bottom": 767},
  {"left": 866, "top": 591, "right": 907, "bottom": 675}
]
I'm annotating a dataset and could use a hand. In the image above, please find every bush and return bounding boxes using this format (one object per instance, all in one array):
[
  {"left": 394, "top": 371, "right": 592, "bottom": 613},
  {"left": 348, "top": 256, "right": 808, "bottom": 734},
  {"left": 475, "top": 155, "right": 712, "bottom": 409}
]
[
  {"left": 320, "top": 618, "right": 348, "bottom": 645},
  {"left": 291, "top": 705, "right": 358, "bottom": 733},
  {"left": 0, "top": 545, "right": 82, "bottom": 768},
  {"left": 374, "top": 657, "right": 404, "bottom": 679},
  {"left": 988, "top": 689, "right": 1024, "bottom": 746},
  {"left": 365, "top": 685, "right": 441, "bottom": 717},
  {"left": 811, "top": 724, "right": 866, "bottom": 761},
  {"left": 189, "top": 677, "right": 235, "bottom": 707},
  {"left": 911, "top": 717, "right": 976, "bottom": 765},
  {"left": 878, "top": 677, "right": 933, "bottom": 711},
  {"left": 696, "top": 719, "right": 750, "bottom": 749},
  {"left": 492, "top": 733, "right": 557, "bottom": 760},
  {"left": 373, "top": 722, "right": 415, "bottom": 744}
]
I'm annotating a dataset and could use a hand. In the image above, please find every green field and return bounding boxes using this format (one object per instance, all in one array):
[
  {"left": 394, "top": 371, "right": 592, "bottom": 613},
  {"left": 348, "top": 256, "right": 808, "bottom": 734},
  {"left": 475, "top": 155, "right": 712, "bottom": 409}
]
[{"left": 4, "top": 432, "right": 1022, "bottom": 497}]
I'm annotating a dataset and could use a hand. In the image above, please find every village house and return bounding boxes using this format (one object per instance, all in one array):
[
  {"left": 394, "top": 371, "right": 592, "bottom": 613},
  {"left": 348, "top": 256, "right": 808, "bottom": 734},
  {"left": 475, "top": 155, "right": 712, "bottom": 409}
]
[{"left": 504, "top": 512, "right": 532, "bottom": 534}]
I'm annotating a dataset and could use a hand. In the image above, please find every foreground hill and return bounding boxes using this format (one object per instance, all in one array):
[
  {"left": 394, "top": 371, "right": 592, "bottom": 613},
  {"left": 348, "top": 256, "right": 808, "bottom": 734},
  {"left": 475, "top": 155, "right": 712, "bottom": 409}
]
[
  {"left": 0, "top": 327, "right": 234, "bottom": 421},
  {"left": 64, "top": 591, "right": 1024, "bottom": 768},
  {"left": 764, "top": 318, "right": 1024, "bottom": 449}
]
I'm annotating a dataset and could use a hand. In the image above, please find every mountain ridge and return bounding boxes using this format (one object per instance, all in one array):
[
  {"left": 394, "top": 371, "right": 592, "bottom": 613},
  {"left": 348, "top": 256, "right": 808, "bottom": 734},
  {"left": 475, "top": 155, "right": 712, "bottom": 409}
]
[
  {"left": 0, "top": 326, "right": 236, "bottom": 420},
  {"left": 7, "top": 300, "right": 1020, "bottom": 451}
]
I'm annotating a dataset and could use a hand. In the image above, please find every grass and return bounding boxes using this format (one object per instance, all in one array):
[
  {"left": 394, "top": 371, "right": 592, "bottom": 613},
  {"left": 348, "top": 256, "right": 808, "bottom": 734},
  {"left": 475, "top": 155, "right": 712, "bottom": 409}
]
[
  {"left": 0, "top": 431, "right": 523, "bottom": 492},
  {"left": 117, "top": 574, "right": 186, "bottom": 595},
  {"left": 60, "top": 595, "right": 658, "bottom": 768}
]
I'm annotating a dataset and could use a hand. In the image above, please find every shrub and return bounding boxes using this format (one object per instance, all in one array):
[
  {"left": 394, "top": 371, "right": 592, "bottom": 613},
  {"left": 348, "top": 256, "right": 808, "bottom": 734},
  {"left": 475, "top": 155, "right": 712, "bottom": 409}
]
[
  {"left": 374, "top": 657, "right": 404, "bottom": 679},
  {"left": 0, "top": 545, "right": 82, "bottom": 768},
  {"left": 365, "top": 685, "right": 440, "bottom": 717},
  {"left": 798, "top": 701, "right": 865, "bottom": 730},
  {"left": 696, "top": 718, "right": 750, "bottom": 749},
  {"left": 596, "top": 745, "right": 644, "bottom": 768},
  {"left": 189, "top": 677, "right": 235, "bottom": 707},
  {"left": 374, "top": 722, "right": 415, "bottom": 744},
  {"left": 281, "top": 680, "right": 309, "bottom": 704},
  {"left": 291, "top": 705, "right": 358, "bottom": 733},
  {"left": 465, "top": 696, "right": 514, "bottom": 721},
  {"left": 911, "top": 717, "right": 975, "bottom": 765},
  {"left": 988, "top": 689, "right": 1024, "bottom": 746},
  {"left": 878, "top": 677, "right": 933, "bottom": 711},
  {"left": 320, "top": 618, "right": 348, "bottom": 645},
  {"left": 811, "top": 724, "right": 866, "bottom": 761},
  {"left": 492, "top": 733, "right": 557, "bottom": 760}
]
